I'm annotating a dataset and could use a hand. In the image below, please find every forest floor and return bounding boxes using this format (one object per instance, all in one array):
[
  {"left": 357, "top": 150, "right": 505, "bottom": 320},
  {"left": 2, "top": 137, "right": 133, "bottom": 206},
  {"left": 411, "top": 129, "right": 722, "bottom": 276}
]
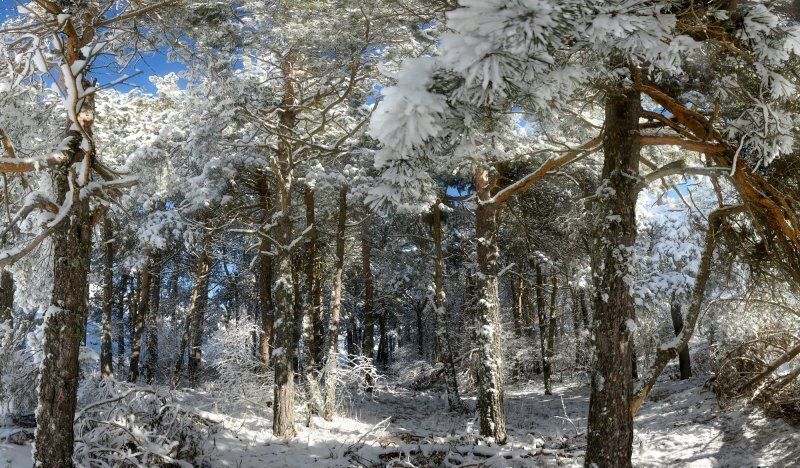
[{"left": 1, "top": 375, "right": 798, "bottom": 467}]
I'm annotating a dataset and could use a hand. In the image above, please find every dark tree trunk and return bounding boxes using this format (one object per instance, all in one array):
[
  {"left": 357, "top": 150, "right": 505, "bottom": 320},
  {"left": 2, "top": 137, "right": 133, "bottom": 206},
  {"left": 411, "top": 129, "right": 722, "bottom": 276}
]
[
  {"left": 304, "top": 187, "right": 324, "bottom": 370},
  {"left": 144, "top": 253, "right": 162, "bottom": 384},
  {"left": 377, "top": 311, "right": 389, "bottom": 369},
  {"left": 585, "top": 86, "right": 641, "bottom": 468},
  {"left": 173, "top": 252, "right": 211, "bottom": 387},
  {"left": 535, "top": 263, "right": 552, "bottom": 394},
  {"left": 34, "top": 141, "right": 92, "bottom": 468},
  {"left": 258, "top": 176, "right": 275, "bottom": 370},
  {"left": 545, "top": 269, "right": 557, "bottom": 394},
  {"left": 361, "top": 222, "right": 375, "bottom": 361},
  {"left": 670, "top": 300, "right": 692, "bottom": 380},
  {"left": 415, "top": 299, "right": 425, "bottom": 358},
  {"left": 474, "top": 168, "right": 507, "bottom": 444},
  {"left": 323, "top": 186, "right": 348, "bottom": 422},
  {"left": 187, "top": 252, "right": 211, "bottom": 387},
  {"left": 432, "top": 203, "right": 461, "bottom": 410},
  {"left": 128, "top": 252, "right": 152, "bottom": 383},
  {"left": 0, "top": 269, "right": 12, "bottom": 325},
  {"left": 116, "top": 273, "right": 129, "bottom": 377},
  {"left": 101, "top": 216, "right": 114, "bottom": 378}
]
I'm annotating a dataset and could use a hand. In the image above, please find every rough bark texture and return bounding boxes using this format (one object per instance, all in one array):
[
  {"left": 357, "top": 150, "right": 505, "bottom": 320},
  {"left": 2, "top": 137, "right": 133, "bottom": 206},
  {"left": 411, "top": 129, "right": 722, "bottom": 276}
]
[
  {"left": 173, "top": 252, "right": 211, "bottom": 387},
  {"left": 34, "top": 29, "right": 96, "bottom": 461},
  {"left": 546, "top": 269, "right": 557, "bottom": 394},
  {"left": 116, "top": 273, "right": 129, "bottom": 377},
  {"left": 187, "top": 252, "right": 211, "bottom": 387},
  {"left": 144, "top": 253, "right": 162, "bottom": 384},
  {"left": 585, "top": 86, "right": 641, "bottom": 468},
  {"left": 304, "top": 187, "right": 324, "bottom": 370},
  {"left": 323, "top": 186, "right": 348, "bottom": 422},
  {"left": 259, "top": 175, "right": 275, "bottom": 369},
  {"left": 535, "top": 263, "right": 552, "bottom": 394},
  {"left": 432, "top": 203, "right": 461, "bottom": 411},
  {"left": 670, "top": 300, "right": 692, "bottom": 380},
  {"left": 474, "top": 168, "right": 507, "bottom": 444},
  {"left": 0, "top": 269, "right": 13, "bottom": 325},
  {"left": 272, "top": 55, "right": 299, "bottom": 438},
  {"left": 361, "top": 222, "right": 375, "bottom": 360},
  {"left": 100, "top": 216, "right": 114, "bottom": 378},
  {"left": 128, "top": 252, "right": 152, "bottom": 382}
]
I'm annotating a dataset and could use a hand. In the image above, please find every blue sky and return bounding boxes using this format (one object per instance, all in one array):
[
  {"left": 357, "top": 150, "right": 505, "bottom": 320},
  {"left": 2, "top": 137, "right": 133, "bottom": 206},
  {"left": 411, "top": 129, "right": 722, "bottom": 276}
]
[{"left": 1, "top": 0, "right": 182, "bottom": 93}]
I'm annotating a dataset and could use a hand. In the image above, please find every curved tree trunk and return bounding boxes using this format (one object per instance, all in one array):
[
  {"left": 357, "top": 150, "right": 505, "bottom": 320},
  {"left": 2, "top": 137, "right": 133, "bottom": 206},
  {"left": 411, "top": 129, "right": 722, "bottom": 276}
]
[
  {"left": 474, "top": 168, "right": 507, "bottom": 444},
  {"left": 323, "top": 186, "right": 348, "bottom": 421},
  {"left": 670, "top": 300, "right": 692, "bottom": 380},
  {"left": 585, "top": 86, "right": 641, "bottom": 468}
]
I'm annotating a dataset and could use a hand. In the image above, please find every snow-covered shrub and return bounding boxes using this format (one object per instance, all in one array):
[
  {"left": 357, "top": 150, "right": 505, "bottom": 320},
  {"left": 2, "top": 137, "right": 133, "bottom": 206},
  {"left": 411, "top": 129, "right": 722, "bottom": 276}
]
[
  {"left": 0, "top": 315, "right": 37, "bottom": 420},
  {"left": 204, "top": 317, "right": 272, "bottom": 409},
  {"left": 73, "top": 377, "right": 219, "bottom": 467}
]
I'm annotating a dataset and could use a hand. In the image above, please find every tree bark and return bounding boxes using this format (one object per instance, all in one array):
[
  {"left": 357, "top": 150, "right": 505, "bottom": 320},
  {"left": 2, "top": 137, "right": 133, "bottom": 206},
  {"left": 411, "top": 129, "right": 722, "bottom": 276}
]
[
  {"left": 258, "top": 175, "right": 275, "bottom": 369},
  {"left": 144, "top": 253, "right": 162, "bottom": 384},
  {"left": 187, "top": 252, "right": 211, "bottom": 387},
  {"left": 272, "top": 55, "right": 299, "bottom": 438},
  {"left": 304, "top": 187, "right": 324, "bottom": 370},
  {"left": 173, "top": 251, "right": 211, "bottom": 387},
  {"left": 585, "top": 86, "right": 641, "bottom": 468},
  {"left": 128, "top": 252, "right": 152, "bottom": 382},
  {"left": 432, "top": 202, "right": 461, "bottom": 410},
  {"left": 546, "top": 268, "right": 557, "bottom": 394},
  {"left": 361, "top": 222, "right": 375, "bottom": 361},
  {"left": 323, "top": 186, "right": 348, "bottom": 422},
  {"left": 670, "top": 300, "right": 692, "bottom": 380},
  {"left": 474, "top": 168, "right": 507, "bottom": 444},
  {"left": 116, "top": 273, "right": 129, "bottom": 377},
  {"left": 535, "top": 263, "right": 552, "bottom": 394},
  {"left": 100, "top": 216, "right": 114, "bottom": 378}
]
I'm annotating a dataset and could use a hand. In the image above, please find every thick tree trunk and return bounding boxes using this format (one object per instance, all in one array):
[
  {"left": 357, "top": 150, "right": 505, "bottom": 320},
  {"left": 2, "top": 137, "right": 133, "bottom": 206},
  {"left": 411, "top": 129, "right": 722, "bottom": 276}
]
[
  {"left": 272, "top": 55, "right": 299, "bottom": 438},
  {"left": 415, "top": 299, "right": 425, "bottom": 358},
  {"left": 144, "top": 253, "right": 162, "bottom": 384},
  {"left": 304, "top": 187, "right": 324, "bottom": 370},
  {"left": 128, "top": 252, "right": 152, "bottom": 382},
  {"left": 101, "top": 216, "right": 114, "bottom": 378},
  {"left": 432, "top": 203, "right": 461, "bottom": 410},
  {"left": 323, "top": 186, "right": 348, "bottom": 422},
  {"left": 34, "top": 44, "right": 96, "bottom": 463},
  {"left": 535, "top": 263, "right": 552, "bottom": 394},
  {"left": 474, "top": 168, "right": 507, "bottom": 444},
  {"left": 585, "top": 86, "right": 641, "bottom": 468},
  {"left": 187, "top": 252, "right": 211, "bottom": 387},
  {"left": 670, "top": 300, "right": 692, "bottom": 380},
  {"left": 377, "top": 310, "right": 389, "bottom": 369}
]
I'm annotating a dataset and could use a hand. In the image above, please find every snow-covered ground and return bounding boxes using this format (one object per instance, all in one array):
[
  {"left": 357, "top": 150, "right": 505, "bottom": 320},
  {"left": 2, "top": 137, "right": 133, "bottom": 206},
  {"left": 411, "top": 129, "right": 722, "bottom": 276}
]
[{"left": 2, "top": 376, "right": 797, "bottom": 467}]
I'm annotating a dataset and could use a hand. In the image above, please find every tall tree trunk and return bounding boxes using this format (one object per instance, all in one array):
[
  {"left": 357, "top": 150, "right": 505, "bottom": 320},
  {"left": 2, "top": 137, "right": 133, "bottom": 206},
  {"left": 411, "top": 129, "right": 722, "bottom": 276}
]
[
  {"left": 116, "top": 273, "right": 129, "bottom": 377},
  {"left": 545, "top": 269, "right": 557, "bottom": 394},
  {"left": 173, "top": 252, "right": 211, "bottom": 387},
  {"left": 272, "top": 55, "right": 299, "bottom": 438},
  {"left": 432, "top": 202, "right": 461, "bottom": 410},
  {"left": 34, "top": 41, "right": 96, "bottom": 463},
  {"left": 304, "top": 187, "right": 324, "bottom": 370},
  {"left": 128, "top": 252, "right": 153, "bottom": 382},
  {"left": 187, "top": 252, "right": 211, "bottom": 387},
  {"left": 259, "top": 175, "right": 275, "bottom": 369},
  {"left": 585, "top": 86, "right": 641, "bottom": 468},
  {"left": 361, "top": 222, "right": 375, "bottom": 361},
  {"left": 535, "top": 263, "right": 552, "bottom": 394},
  {"left": 101, "top": 216, "right": 114, "bottom": 378},
  {"left": 415, "top": 299, "right": 425, "bottom": 357},
  {"left": 474, "top": 168, "right": 507, "bottom": 444},
  {"left": 144, "top": 253, "right": 162, "bottom": 384},
  {"left": 323, "top": 186, "right": 348, "bottom": 422},
  {"left": 377, "top": 310, "right": 389, "bottom": 369},
  {"left": 670, "top": 300, "right": 692, "bottom": 380}
]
